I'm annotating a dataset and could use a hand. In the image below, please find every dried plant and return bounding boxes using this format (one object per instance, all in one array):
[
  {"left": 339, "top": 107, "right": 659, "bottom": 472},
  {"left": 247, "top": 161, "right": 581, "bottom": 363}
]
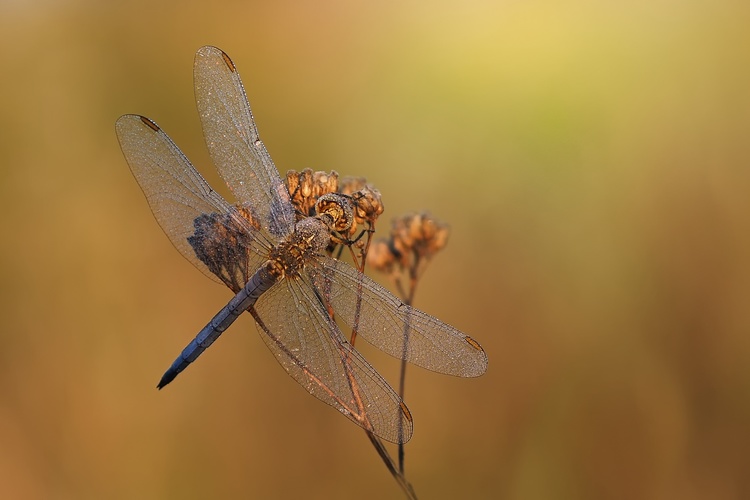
[
  {"left": 367, "top": 212, "right": 450, "bottom": 474},
  {"left": 284, "top": 169, "right": 418, "bottom": 499},
  {"left": 368, "top": 213, "right": 450, "bottom": 304},
  {"left": 285, "top": 168, "right": 385, "bottom": 265}
]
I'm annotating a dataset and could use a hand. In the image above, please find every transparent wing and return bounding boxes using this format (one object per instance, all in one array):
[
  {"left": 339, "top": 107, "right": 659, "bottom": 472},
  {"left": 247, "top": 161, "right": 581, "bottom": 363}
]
[
  {"left": 252, "top": 275, "right": 413, "bottom": 444},
  {"left": 313, "top": 257, "right": 488, "bottom": 377},
  {"left": 115, "top": 114, "right": 271, "bottom": 288},
  {"left": 193, "top": 45, "right": 295, "bottom": 238}
]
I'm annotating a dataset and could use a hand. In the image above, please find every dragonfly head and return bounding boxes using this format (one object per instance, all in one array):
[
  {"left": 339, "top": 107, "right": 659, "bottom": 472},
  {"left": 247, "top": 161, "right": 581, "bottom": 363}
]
[{"left": 315, "top": 193, "right": 354, "bottom": 233}]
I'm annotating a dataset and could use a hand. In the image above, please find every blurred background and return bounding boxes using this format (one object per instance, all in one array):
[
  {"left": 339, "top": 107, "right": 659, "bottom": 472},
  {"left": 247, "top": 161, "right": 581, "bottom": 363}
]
[{"left": 1, "top": 0, "right": 749, "bottom": 498}]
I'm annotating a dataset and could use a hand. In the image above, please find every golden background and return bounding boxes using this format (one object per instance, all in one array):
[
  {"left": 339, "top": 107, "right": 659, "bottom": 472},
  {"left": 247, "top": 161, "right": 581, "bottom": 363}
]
[{"left": 1, "top": 1, "right": 749, "bottom": 498}]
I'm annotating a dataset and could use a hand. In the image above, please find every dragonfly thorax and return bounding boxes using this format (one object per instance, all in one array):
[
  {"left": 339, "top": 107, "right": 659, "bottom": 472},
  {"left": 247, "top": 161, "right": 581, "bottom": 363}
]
[{"left": 269, "top": 217, "right": 331, "bottom": 278}]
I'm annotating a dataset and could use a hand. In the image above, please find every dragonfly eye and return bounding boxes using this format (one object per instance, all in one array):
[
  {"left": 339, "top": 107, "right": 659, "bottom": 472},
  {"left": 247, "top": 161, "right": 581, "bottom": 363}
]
[{"left": 315, "top": 193, "right": 354, "bottom": 233}]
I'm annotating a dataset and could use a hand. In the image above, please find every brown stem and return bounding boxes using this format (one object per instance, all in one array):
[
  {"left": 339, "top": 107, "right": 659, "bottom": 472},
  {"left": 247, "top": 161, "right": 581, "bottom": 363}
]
[
  {"left": 345, "top": 221, "right": 417, "bottom": 498},
  {"left": 397, "top": 256, "right": 419, "bottom": 474}
]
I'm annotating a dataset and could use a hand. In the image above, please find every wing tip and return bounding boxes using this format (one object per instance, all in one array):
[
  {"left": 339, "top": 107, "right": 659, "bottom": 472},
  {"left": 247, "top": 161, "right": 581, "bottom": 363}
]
[{"left": 196, "top": 45, "right": 236, "bottom": 73}]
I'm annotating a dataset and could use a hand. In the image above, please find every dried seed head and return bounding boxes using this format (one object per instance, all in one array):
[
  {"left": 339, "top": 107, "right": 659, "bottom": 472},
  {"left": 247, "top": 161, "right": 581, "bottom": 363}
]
[
  {"left": 339, "top": 176, "right": 384, "bottom": 225},
  {"left": 390, "top": 217, "right": 411, "bottom": 266},
  {"left": 187, "top": 202, "right": 260, "bottom": 293},
  {"left": 407, "top": 213, "right": 449, "bottom": 257},
  {"left": 390, "top": 212, "right": 450, "bottom": 267},
  {"left": 338, "top": 176, "right": 367, "bottom": 195},
  {"left": 367, "top": 212, "right": 450, "bottom": 284},
  {"left": 350, "top": 184, "right": 384, "bottom": 225},
  {"left": 367, "top": 239, "right": 397, "bottom": 274},
  {"left": 286, "top": 168, "right": 339, "bottom": 218}
]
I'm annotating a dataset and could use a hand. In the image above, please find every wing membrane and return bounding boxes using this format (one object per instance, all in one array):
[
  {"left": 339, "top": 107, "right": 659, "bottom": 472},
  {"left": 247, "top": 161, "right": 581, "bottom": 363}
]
[
  {"left": 313, "top": 257, "right": 488, "bottom": 377},
  {"left": 252, "top": 275, "right": 413, "bottom": 444},
  {"left": 115, "top": 114, "right": 270, "bottom": 287},
  {"left": 194, "top": 45, "right": 295, "bottom": 238}
]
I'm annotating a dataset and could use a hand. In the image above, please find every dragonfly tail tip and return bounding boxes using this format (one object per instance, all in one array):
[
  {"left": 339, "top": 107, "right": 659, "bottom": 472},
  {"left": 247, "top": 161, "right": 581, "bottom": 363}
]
[{"left": 157, "top": 371, "right": 175, "bottom": 390}]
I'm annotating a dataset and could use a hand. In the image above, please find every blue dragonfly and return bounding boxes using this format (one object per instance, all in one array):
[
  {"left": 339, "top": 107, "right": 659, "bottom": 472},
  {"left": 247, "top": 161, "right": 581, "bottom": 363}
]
[{"left": 115, "top": 46, "right": 487, "bottom": 444}]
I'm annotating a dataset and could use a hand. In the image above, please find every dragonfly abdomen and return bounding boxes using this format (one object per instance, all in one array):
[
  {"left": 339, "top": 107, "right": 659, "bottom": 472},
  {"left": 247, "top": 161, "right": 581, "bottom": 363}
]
[{"left": 157, "top": 262, "right": 279, "bottom": 389}]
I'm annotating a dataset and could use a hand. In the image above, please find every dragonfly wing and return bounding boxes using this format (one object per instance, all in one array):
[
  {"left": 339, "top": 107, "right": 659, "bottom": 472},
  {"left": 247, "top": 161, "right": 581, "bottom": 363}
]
[
  {"left": 252, "top": 275, "right": 413, "bottom": 444},
  {"left": 116, "top": 114, "right": 270, "bottom": 289},
  {"left": 313, "top": 257, "right": 488, "bottom": 377},
  {"left": 193, "top": 46, "right": 295, "bottom": 239}
]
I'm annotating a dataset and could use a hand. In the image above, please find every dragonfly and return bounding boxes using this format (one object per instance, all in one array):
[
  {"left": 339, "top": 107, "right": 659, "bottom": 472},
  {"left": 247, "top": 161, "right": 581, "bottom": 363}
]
[{"left": 115, "top": 46, "right": 487, "bottom": 444}]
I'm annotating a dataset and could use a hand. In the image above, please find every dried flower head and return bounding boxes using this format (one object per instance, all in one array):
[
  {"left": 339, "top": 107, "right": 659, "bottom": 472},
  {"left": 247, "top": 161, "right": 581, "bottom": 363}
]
[
  {"left": 367, "top": 238, "right": 397, "bottom": 275},
  {"left": 338, "top": 176, "right": 385, "bottom": 237},
  {"left": 285, "top": 168, "right": 339, "bottom": 219},
  {"left": 284, "top": 169, "right": 385, "bottom": 264},
  {"left": 368, "top": 212, "right": 450, "bottom": 283},
  {"left": 337, "top": 176, "right": 368, "bottom": 196}
]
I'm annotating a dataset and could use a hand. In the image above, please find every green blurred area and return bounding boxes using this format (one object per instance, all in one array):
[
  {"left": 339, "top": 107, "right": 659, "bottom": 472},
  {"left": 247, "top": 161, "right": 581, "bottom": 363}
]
[{"left": 1, "top": 0, "right": 749, "bottom": 498}]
